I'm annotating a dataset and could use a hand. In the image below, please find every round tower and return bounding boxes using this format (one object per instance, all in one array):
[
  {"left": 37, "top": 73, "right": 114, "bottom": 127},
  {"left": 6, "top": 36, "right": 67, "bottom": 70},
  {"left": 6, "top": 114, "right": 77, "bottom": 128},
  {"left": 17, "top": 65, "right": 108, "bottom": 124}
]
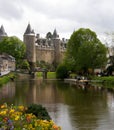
[
  {"left": 52, "top": 29, "right": 61, "bottom": 68},
  {"left": 23, "top": 23, "right": 36, "bottom": 71}
]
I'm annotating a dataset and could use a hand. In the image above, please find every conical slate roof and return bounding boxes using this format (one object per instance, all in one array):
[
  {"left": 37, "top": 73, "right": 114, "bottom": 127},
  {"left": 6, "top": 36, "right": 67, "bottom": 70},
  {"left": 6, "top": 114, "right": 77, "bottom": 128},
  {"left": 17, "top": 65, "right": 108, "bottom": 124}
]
[
  {"left": 53, "top": 29, "right": 59, "bottom": 38},
  {"left": 24, "top": 23, "right": 32, "bottom": 34},
  {"left": 0, "top": 25, "right": 7, "bottom": 36},
  {"left": 53, "top": 29, "right": 57, "bottom": 38},
  {"left": 24, "top": 23, "right": 35, "bottom": 35}
]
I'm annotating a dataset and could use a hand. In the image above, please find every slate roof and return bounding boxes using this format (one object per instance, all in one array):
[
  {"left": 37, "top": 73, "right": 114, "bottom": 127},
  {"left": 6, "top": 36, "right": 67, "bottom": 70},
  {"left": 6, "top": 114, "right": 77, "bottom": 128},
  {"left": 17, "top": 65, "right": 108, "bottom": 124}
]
[
  {"left": 0, "top": 25, "right": 7, "bottom": 36},
  {"left": 24, "top": 23, "right": 35, "bottom": 34},
  {"left": 53, "top": 29, "right": 59, "bottom": 38}
]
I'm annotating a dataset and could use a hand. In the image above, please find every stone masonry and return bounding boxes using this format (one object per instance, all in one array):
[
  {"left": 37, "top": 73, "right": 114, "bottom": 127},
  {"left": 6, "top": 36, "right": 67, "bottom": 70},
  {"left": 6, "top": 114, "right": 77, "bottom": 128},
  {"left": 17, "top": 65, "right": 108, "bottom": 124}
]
[{"left": 23, "top": 24, "right": 68, "bottom": 68}]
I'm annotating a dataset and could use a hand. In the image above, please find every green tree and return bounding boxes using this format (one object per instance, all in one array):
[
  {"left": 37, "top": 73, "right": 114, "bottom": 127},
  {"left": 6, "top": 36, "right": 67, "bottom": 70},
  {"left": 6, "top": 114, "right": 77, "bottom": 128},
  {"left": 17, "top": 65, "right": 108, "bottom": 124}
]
[
  {"left": 56, "top": 64, "right": 68, "bottom": 79},
  {"left": 0, "top": 36, "right": 26, "bottom": 66},
  {"left": 65, "top": 28, "right": 107, "bottom": 74}
]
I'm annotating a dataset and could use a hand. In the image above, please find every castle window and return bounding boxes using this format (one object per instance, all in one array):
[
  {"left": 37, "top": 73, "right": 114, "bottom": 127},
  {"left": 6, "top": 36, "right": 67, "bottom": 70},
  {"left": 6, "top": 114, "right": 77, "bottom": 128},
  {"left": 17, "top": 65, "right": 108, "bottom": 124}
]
[
  {"left": 61, "top": 42, "right": 63, "bottom": 47},
  {"left": 36, "top": 39, "right": 41, "bottom": 45},
  {"left": 64, "top": 43, "right": 67, "bottom": 48},
  {"left": 42, "top": 39, "right": 46, "bottom": 46},
  {"left": 48, "top": 40, "right": 51, "bottom": 46}
]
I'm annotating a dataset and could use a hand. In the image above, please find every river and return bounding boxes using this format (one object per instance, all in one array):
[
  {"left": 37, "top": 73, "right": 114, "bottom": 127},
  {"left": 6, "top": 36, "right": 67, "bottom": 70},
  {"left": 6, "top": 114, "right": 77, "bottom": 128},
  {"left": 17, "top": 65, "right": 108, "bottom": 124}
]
[{"left": 0, "top": 74, "right": 114, "bottom": 130}]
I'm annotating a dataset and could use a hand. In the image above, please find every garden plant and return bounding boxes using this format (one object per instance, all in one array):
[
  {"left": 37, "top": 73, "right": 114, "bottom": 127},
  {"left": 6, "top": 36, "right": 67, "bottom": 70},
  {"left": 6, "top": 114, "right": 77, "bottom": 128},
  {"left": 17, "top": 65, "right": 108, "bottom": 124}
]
[{"left": 0, "top": 103, "right": 61, "bottom": 130}]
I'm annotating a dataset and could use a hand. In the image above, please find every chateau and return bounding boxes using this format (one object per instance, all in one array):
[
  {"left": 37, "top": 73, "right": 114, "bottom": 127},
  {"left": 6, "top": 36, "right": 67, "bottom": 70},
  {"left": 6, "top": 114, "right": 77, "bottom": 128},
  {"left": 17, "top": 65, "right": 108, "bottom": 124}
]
[
  {"left": 23, "top": 24, "right": 68, "bottom": 69},
  {"left": 0, "top": 24, "right": 68, "bottom": 69}
]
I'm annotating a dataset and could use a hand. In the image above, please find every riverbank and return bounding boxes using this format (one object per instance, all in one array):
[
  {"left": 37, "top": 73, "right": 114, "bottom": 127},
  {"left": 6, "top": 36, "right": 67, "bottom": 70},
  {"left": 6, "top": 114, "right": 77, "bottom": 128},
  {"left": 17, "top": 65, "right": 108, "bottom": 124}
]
[
  {"left": 0, "top": 72, "right": 16, "bottom": 87},
  {"left": 65, "top": 76, "right": 114, "bottom": 89},
  {"left": 92, "top": 76, "right": 114, "bottom": 83}
]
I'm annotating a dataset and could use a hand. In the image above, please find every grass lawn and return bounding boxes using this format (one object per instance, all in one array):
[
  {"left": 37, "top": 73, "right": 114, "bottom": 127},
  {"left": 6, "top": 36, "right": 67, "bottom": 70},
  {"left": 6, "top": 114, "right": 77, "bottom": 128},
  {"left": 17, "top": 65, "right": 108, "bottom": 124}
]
[
  {"left": 47, "top": 72, "right": 56, "bottom": 79},
  {"left": 37, "top": 72, "right": 56, "bottom": 79}
]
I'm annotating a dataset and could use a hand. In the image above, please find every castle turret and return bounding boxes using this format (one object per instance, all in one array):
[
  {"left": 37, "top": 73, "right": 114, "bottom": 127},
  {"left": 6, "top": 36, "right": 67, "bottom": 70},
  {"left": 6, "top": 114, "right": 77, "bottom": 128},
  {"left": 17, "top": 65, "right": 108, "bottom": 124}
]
[
  {"left": 0, "top": 25, "right": 7, "bottom": 41},
  {"left": 52, "top": 29, "right": 61, "bottom": 68},
  {"left": 23, "top": 23, "right": 36, "bottom": 71}
]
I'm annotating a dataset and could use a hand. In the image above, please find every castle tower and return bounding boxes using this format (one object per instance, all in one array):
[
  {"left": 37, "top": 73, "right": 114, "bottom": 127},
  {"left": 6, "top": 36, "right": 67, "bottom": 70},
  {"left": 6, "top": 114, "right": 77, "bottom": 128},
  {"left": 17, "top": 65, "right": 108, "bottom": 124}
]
[
  {"left": 0, "top": 25, "right": 7, "bottom": 41},
  {"left": 23, "top": 23, "right": 36, "bottom": 71},
  {"left": 52, "top": 29, "right": 61, "bottom": 68}
]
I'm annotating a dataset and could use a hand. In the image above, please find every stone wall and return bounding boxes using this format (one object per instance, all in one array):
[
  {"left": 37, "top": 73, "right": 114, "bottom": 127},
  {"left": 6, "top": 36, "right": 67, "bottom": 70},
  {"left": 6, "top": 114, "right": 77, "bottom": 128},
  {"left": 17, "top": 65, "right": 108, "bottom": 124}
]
[
  {"left": 36, "top": 47, "right": 65, "bottom": 64},
  {"left": 36, "top": 47, "right": 55, "bottom": 64}
]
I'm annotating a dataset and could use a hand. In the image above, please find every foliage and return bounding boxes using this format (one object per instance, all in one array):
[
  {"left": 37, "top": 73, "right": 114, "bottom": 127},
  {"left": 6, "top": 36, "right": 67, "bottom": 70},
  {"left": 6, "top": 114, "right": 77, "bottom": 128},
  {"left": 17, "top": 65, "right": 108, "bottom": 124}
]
[
  {"left": 20, "top": 60, "right": 30, "bottom": 70},
  {"left": 109, "top": 55, "right": 114, "bottom": 65},
  {"left": 64, "top": 28, "right": 107, "bottom": 74},
  {"left": 0, "top": 73, "right": 15, "bottom": 86},
  {"left": 93, "top": 76, "right": 114, "bottom": 82},
  {"left": 106, "top": 65, "right": 114, "bottom": 75},
  {"left": 37, "top": 72, "right": 43, "bottom": 78},
  {"left": 0, "top": 76, "right": 9, "bottom": 86},
  {"left": 36, "top": 60, "right": 55, "bottom": 71},
  {"left": 92, "top": 76, "right": 114, "bottom": 89},
  {"left": 56, "top": 64, "right": 68, "bottom": 79},
  {"left": 25, "top": 104, "right": 51, "bottom": 121},
  {"left": 0, "top": 36, "right": 26, "bottom": 64},
  {"left": 0, "top": 103, "right": 61, "bottom": 130}
]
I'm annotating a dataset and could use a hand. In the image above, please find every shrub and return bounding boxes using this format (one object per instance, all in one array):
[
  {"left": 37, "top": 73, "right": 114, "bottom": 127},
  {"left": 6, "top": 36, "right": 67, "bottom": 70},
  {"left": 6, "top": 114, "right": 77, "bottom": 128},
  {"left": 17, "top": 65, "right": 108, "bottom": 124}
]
[
  {"left": 20, "top": 60, "right": 30, "bottom": 70},
  {"left": 56, "top": 64, "right": 68, "bottom": 79},
  {"left": 25, "top": 104, "right": 51, "bottom": 121}
]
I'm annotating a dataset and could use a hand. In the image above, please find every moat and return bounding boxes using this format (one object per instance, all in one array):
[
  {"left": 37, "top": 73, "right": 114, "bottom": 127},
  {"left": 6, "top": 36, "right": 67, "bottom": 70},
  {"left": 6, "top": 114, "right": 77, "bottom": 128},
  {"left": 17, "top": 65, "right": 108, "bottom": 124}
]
[{"left": 0, "top": 75, "right": 114, "bottom": 130}]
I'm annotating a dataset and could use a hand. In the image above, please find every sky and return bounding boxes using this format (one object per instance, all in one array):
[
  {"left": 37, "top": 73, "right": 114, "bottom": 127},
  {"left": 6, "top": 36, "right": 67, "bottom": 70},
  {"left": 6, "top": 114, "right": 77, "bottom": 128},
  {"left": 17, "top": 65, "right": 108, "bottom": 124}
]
[{"left": 0, "top": 0, "right": 114, "bottom": 42}]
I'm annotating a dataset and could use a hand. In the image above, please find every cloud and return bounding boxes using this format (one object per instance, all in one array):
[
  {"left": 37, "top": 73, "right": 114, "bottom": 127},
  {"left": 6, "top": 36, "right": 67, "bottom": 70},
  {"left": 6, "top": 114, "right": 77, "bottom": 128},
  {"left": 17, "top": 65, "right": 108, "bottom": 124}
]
[
  {"left": 0, "top": 0, "right": 114, "bottom": 41},
  {"left": 0, "top": 0, "right": 24, "bottom": 20},
  {"left": 20, "top": 0, "right": 114, "bottom": 32}
]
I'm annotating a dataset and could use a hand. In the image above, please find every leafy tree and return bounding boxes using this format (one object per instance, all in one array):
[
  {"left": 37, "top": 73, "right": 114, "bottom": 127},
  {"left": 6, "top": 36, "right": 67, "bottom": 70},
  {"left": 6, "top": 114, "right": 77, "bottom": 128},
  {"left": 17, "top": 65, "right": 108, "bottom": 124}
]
[
  {"left": 36, "top": 60, "right": 55, "bottom": 71},
  {"left": 65, "top": 28, "right": 107, "bottom": 74},
  {"left": 0, "top": 36, "right": 26, "bottom": 66},
  {"left": 56, "top": 64, "right": 68, "bottom": 79}
]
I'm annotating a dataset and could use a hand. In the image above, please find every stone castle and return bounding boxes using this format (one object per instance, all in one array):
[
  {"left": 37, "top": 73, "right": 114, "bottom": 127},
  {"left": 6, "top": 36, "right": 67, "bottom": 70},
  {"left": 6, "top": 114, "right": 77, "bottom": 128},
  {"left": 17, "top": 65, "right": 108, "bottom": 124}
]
[
  {"left": 23, "top": 24, "right": 68, "bottom": 69},
  {"left": 0, "top": 24, "right": 68, "bottom": 69}
]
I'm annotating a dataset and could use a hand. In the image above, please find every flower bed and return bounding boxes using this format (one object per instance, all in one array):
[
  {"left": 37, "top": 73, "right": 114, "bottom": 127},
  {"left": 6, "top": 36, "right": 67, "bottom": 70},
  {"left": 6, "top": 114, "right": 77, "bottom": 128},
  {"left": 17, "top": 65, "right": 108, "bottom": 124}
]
[{"left": 0, "top": 103, "right": 61, "bottom": 130}]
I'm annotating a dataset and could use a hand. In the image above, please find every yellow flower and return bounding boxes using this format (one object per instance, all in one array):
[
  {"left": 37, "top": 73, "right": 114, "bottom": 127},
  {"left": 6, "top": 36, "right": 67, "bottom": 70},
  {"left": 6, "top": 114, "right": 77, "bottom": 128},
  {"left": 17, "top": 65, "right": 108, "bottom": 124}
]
[
  {"left": 15, "top": 115, "right": 20, "bottom": 120},
  {"left": 28, "top": 124, "right": 33, "bottom": 129},
  {"left": 0, "top": 103, "right": 61, "bottom": 130},
  {"left": 0, "top": 110, "right": 7, "bottom": 115},
  {"left": 1, "top": 104, "right": 7, "bottom": 109},
  {"left": 18, "top": 105, "right": 25, "bottom": 111},
  {"left": 10, "top": 109, "right": 15, "bottom": 113}
]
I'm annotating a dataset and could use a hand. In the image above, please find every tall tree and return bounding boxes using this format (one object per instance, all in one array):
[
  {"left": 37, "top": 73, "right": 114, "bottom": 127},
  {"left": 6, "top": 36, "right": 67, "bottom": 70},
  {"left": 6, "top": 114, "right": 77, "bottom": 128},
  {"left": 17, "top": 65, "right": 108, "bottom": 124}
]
[
  {"left": 65, "top": 28, "right": 107, "bottom": 74},
  {"left": 0, "top": 36, "right": 26, "bottom": 65}
]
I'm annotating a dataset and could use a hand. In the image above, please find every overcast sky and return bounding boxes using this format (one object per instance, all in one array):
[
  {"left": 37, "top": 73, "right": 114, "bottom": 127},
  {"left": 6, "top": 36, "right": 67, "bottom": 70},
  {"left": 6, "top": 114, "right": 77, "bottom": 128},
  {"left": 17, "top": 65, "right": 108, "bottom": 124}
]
[{"left": 0, "top": 0, "right": 114, "bottom": 41}]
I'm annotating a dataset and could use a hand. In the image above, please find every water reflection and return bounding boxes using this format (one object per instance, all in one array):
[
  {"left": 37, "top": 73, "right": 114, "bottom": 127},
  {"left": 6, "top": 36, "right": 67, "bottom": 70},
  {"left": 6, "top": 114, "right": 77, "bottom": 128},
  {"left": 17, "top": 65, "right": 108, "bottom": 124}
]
[
  {"left": 0, "top": 77, "right": 114, "bottom": 130},
  {"left": 0, "top": 82, "right": 15, "bottom": 102}
]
